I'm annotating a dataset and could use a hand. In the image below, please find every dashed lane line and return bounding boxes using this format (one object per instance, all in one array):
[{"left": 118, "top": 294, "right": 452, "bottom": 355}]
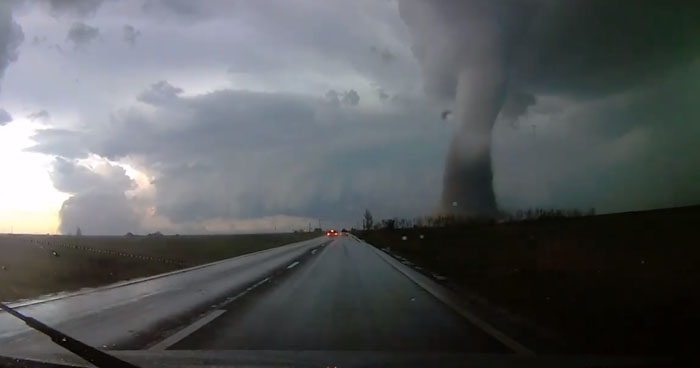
[{"left": 148, "top": 309, "right": 226, "bottom": 351}]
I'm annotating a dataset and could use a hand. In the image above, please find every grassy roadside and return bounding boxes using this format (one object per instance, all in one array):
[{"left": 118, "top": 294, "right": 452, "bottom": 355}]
[
  {"left": 0, "top": 232, "right": 318, "bottom": 302},
  {"left": 359, "top": 205, "right": 700, "bottom": 355}
]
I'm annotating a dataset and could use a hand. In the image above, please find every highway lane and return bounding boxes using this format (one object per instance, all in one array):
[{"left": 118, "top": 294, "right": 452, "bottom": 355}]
[{"left": 172, "top": 236, "right": 509, "bottom": 352}]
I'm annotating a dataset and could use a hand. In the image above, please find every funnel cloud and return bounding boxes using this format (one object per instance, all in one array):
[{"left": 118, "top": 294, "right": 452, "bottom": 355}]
[{"left": 399, "top": 0, "right": 700, "bottom": 215}]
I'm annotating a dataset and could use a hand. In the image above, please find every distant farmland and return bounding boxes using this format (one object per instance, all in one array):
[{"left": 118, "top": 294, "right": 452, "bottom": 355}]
[{"left": 0, "top": 232, "right": 318, "bottom": 302}]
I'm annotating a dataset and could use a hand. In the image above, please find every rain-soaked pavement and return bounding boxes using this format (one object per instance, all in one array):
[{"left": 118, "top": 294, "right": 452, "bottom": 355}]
[
  {"left": 0, "top": 237, "right": 325, "bottom": 354},
  {"left": 172, "top": 237, "right": 507, "bottom": 352}
]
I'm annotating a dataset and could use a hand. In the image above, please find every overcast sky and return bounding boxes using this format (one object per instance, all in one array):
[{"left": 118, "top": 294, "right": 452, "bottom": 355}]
[{"left": 1, "top": 0, "right": 699, "bottom": 235}]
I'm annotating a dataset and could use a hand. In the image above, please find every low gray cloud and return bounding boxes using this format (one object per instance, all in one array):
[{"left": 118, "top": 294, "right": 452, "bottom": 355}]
[
  {"left": 31, "top": 35, "right": 47, "bottom": 46},
  {"left": 32, "top": 86, "right": 445, "bottom": 232},
  {"left": 381, "top": 49, "right": 395, "bottom": 63},
  {"left": 377, "top": 87, "right": 389, "bottom": 101},
  {"left": 66, "top": 21, "right": 99, "bottom": 47},
  {"left": 324, "top": 90, "right": 340, "bottom": 105},
  {"left": 137, "top": 80, "right": 183, "bottom": 106},
  {"left": 141, "top": 0, "right": 232, "bottom": 22},
  {"left": 122, "top": 24, "right": 141, "bottom": 46},
  {"left": 0, "top": 108, "right": 12, "bottom": 125},
  {"left": 133, "top": 0, "right": 419, "bottom": 95},
  {"left": 0, "top": 1, "right": 23, "bottom": 93},
  {"left": 370, "top": 46, "right": 396, "bottom": 63},
  {"left": 42, "top": 0, "right": 106, "bottom": 18},
  {"left": 325, "top": 89, "right": 360, "bottom": 107},
  {"left": 27, "top": 129, "right": 90, "bottom": 158},
  {"left": 500, "top": 91, "right": 536, "bottom": 125},
  {"left": 50, "top": 157, "right": 133, "bottom": 194},
  {"left": 341, "top": 89, "right": 360, "bottom": 106},
  {"left": 27, "top": 109, "right": 50, "bottom": 122}
]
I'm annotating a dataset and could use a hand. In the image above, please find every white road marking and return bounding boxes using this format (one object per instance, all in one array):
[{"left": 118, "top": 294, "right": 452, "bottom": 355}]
[
  {"left": 148, "top": 309, "right": 226, "bottom": 351},
  {"left": 213, "top": 277, "right": 270, "bottom": 309},
  {"left": 311, "top": 249, "right": 318, "bottom": 255},
  {"left": 287, "top": 261, "right": 300, "bottom": 269},
  {"left": 151, "top": 275, "right": 274, "bottom": 350},
  {"left": 368, "top": 244, "right": 536, "bottom": 357}
]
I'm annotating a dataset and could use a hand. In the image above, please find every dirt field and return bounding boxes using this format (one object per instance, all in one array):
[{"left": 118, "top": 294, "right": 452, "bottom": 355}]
[
  {"left": 0, "top": 232, "right": 318, "bottom": 303},
  {"left": 360, "top": 205, "right": 700, "bottom": 355}
]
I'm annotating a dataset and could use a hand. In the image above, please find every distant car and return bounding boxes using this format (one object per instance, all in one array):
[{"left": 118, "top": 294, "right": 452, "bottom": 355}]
[
  {"left": 341, "top": 228, "right": 349, "bottom": 236},
  {"left": 326, "top": 229, "right": 339, "bottom": 237}
]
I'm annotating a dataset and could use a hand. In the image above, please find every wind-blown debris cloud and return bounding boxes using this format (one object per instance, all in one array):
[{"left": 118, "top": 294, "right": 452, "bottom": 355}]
[{"left": 399, "top": 0, "right": 700, "bottom": 215}]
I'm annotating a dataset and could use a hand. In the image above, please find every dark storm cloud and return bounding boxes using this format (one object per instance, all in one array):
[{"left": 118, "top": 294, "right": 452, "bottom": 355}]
[
  {"left": 137, "top": 80, "right": 183, "bottom": 106},
  {"left": 66, "top": 21, "right": 99, "bottom": 47},
  {"left": 494, "top": 60, "right": 700, "bottom": 213},
  {"left": 400, "top": 0, "right": 700, "bottom": 102},
  {"left": 516, "top": 2, "right": 700, "bottom": 98},
  {"left": 0, "top": 108, "right": 12, "bottom": 125},
  {"left": 399, "top": 0, "right": 700, "bottom": 215},
  {"left": 122, "top": 25, "right": 141, "bottom": 46}
]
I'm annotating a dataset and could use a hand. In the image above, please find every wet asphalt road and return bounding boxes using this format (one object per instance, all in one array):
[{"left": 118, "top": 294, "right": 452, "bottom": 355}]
[
  {"left": 172, "top": 237, "right": 508, "bottom": 352},
  {"left": 0, "top": 238, "right": 325, "bottom": 354}
]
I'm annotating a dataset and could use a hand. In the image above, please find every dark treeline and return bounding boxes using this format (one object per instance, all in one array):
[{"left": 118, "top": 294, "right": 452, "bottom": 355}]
[{"left": 358, "top": 207, "right": 597, "bottom": 231}]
